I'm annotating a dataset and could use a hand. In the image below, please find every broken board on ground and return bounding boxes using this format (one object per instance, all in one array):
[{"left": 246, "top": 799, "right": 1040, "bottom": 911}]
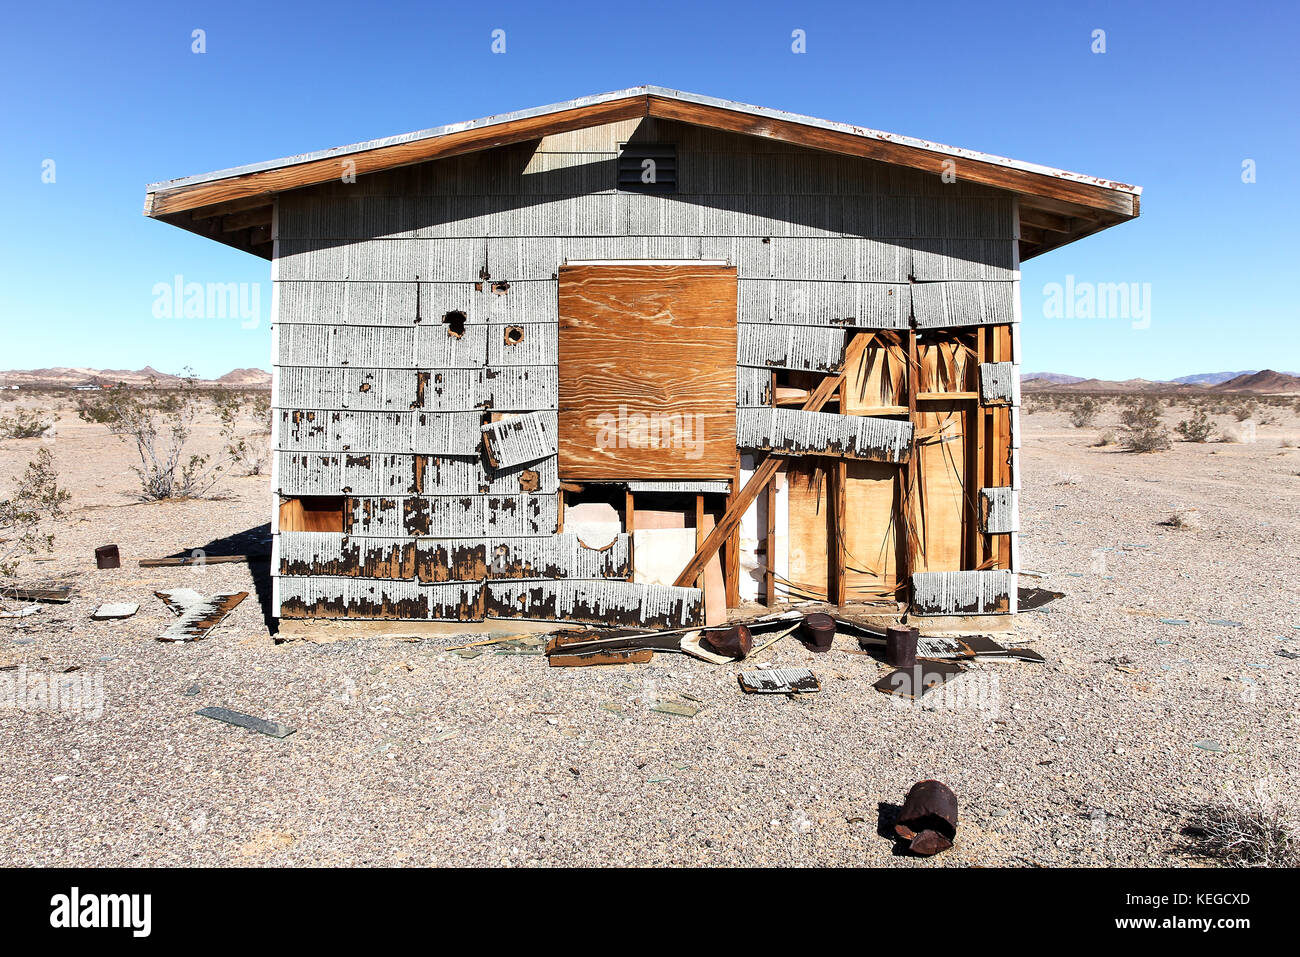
[
  {"left": 155, "top": 589, "right": 248, "bottom": 642},
  {"left": 195, "top": 706, "right": 295, "bottom": 739},
  {"left": 91, "top": 602, "right": 139, "bottom": 620},
  {"left": 739, "top": 668, "right": 820, "bottom": 694},
  {"left": 874, "top": 660, "right": 967, "bottom": 699},
  {"left": 915, "top": 634, "right": 1045, "bottom": 663}
]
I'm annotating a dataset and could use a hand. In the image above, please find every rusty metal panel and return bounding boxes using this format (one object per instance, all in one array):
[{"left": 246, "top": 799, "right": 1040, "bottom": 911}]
[
  {"left": 981, "top": 487, "right": 1018, "bottom": 534},
  {"left": 912, "top": 282, "right": 1017, "bottom": 329},
  {"left": 278, "top": 531, "right": 417, "bottom": 579},
  {"left": 345, "top": 493, "right": 558, "bottom": 537},
  {"left": 911, "top": 570, "right": 1016, "bottom": 615},
  {"left": 481, "top": 411, "right": 556, "bottom": 469},
  {"left": 409, "top": 411, "right": 488, "bottom": 455},
  {"left": 487, "top": 322, "right": 557, "bottom": 367},
  {"left": 737, "top": 324, "right": 845, "bottom": 372},
  {"left": 738, "top": 408, "right": 912, "bottom": 463},
  {"left": 978, "top": 361, "right": 1020, "bottom": 405},
  {"left": 738, "top": 279, "right": 909, "bottom": 328},
  {"left": 484, "top": 580, "right": 701, "bottom": 628},
  {"left": 278, "top": 576, "right": 484, "bottom": 620}
]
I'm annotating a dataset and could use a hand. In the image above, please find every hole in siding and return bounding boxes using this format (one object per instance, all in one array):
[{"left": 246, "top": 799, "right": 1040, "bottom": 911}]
[
  {"left": 443, "top": 311, "right": 467, "bottom": 338},
  {"left": 492, "top": 281, "right": 510, "bottom": 295},
  {"left": 503, "top": 325, "right": 525, "bottom": 346}
]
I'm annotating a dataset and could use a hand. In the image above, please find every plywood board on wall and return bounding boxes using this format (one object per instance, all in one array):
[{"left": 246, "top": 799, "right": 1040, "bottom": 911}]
[
  {"left": 782, "top": 459, "right": 829, "bottom": 601},
  {"left": 557, "top": 264, "right": 738, "bottom": 480},
  {"left": 843, "top": 460, "right": 902, "bottom": 598},
  {"left": 912, "top": 409, "right": 966, "bottom": 572}
]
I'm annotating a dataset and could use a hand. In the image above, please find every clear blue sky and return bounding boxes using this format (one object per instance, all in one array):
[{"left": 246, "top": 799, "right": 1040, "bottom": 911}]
[{"left": 2, "top": 0, "right": 1296, "bottom": 380}]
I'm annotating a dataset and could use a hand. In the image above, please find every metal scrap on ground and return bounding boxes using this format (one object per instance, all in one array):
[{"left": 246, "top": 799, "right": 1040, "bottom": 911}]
[
  {"left": 195, "top": 706, "right": 296, "bottom": 739},
  {"left": 91, "top": 603, "right": 139, "bottom": 620},
  {"left": 874, "top": 660, "right": 968, "bottom": 699},
  {"left": 0, "top": 605, "right": 42, "bottom": 619},
  {"left": 154, "top": 589, "right": 249, "bottom": 642},
  {"left": 894, "top": 780, "right": 959, "bottom": 856},
  {"left": 739, "top": 668, "right": 821, "bottom": 695},
  {"left": 2, "top": 586, "right": 72, "bottom": 603}
]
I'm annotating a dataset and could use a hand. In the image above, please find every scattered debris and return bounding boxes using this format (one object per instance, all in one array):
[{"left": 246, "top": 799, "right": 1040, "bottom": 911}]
[
  {"left": 1017, "top": 587, "right": 1064, "bottom": 611},
  {"left": 704, "top": 623, "right": 753, "bottom": 660},
  {"left": 885, "top": 625, "right": 918, "bottom": 668},
  {"left": 739, "top": 668, "right": 820, "bottom": 695},
  {"left": 195, "top": 706, "right": 295, "bottom": 739},
  {"left": 1207, "top": 619, "right": 1244, "bottom": 628},
  {"left": 549, "top": 648, "right": 653, "bottom": 668},
  {"left": 1, "top": 586, "right": 72, "bottom": 604},
  {"left": 155, "top": 590, "right": 248, "bottom": 642},
  {"left": 1276, "top": 649, "right": 1300, "bottom": 660},
  {"left": 94, "top": 544, "right": 120, "bottom": 569},
  {"left": 1193, "top": 740, "right": 1226, "bottom": 753},
  {"left": 0, "top": 604, "right": 42, "bottom": 619},
  {"left": 800, "top": 613, "right": 836, "bottom": 653},
  {"left": 91, "top": 602, "right": 139, "bottom": 621},
  {"left": 874, "top": 660, "right": 967, "bottom": 699},
  {"left": 493, "top": 636, "right": 547, "bottom": 655},
  {"left": 680, "top": 631, "right": 733, "bottom": 664},
  {"left": 650, "top": 699, "right": 700, "bottom": 718},
  {"left": 1159, "top": 618, "right": 1190, "bottom": 626},
  {"left": 140, "top": 553, "right": 270, "bottom": 567},
  {"left": 894, "top": 779, "right": 959, "bottom": 856}
]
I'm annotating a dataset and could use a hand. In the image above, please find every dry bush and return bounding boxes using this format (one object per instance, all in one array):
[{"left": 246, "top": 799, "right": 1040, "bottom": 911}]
[
  {"left": 1093, "top": 429, "right": 1116, "bottom": 447},
  {"left": 0, "top": 409, "right": 53, "bottom": 439},
  {"left": 76, "top": 374, "right": 227, "bottom": 500},
  {"left": 1119, "top": 397, "right": 1171, "bottom": 452},
  {"left": 214, "top": 391, "right": 271, "bottom": 476},
  {"left": 1069, "top": 397, "right": 1099, "bottom": 428},
  {"left": 0, "top": 448, "right": 71, "bottom": 581},
  {"left": 1185, "top": 781, "right": 1300, "bottom": 868},
  {"left": 1175, "top": 409, "right": 1215, "bottom": 443}
]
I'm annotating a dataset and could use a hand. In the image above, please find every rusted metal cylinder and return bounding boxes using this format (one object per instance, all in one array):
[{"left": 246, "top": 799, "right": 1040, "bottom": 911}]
[
  {"left": 703, "top": 623, "right": 753, "bottom": 660},
  {"left": 801, "top": 613, "right": 836, "bottom": 653},
  {"left": 95, "top": 545, "right": 120, "bottom": 570},
  {"left": 886, "top": 625, "right": 918, "bottom": 668},
  {"left": 895, "top": 779, "right": 959, "bottom": 856}
]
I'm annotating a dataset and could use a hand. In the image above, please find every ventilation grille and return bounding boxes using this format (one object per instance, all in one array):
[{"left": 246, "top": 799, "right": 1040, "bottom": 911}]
[{"left": 617, "top": 144, "right": 677, "bottom": 193}]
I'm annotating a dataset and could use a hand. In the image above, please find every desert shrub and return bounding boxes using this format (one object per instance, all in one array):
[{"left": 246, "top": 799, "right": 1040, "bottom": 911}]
[
  {"left": 77, "top": 373, "right": 226, "bottom": 500},
  {"left": 1175, "top": 409, "right": 1215, "bottom": 443},
  {"left": 1119, "top": 397, "right": 1171, "bottom": 452},
  {"left": 1232, "top": 398, "right": 1257, "bottom": 422},
  {"left": 0, "top": 409, "right": 53, "bottom": 439},
  {"left": 0, "top": 448, "right": 71, "bottom": 580},
  {"left": 1185, "top": 782, "right": 1300, "bottom": 868},
  {"left": 214, "top": 391, "right": 272, "bottom": 476},
  {"left": 1093, "top": 429, "right": 1116, "bottom": 447},
  {"left": 1069, "top": 397, "right": 1099, "bottom": 428}
]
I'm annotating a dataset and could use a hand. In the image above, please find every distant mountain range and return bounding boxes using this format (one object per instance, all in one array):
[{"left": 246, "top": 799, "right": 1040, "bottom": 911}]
[
  {"left": 0, "top": 366, "right": 272, "bottom": 389},
  {"left": 1023, "top": 369, "right": 1300, "bottom": 394}
]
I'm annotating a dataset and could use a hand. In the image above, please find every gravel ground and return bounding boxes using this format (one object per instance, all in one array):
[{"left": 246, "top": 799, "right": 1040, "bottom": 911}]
[{"left": 1, "top": 396, "right": 1298, "bottom": 866}]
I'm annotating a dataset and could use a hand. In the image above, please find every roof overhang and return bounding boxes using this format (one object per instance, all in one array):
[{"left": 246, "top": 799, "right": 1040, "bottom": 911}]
[{"left": 144, "top": 86, "right": 1141, "bottom": 262}]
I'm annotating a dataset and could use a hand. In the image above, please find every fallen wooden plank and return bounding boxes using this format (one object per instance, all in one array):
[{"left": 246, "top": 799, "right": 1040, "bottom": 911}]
[
  {"left": 139, "top": 554, "right": 270, "bottom": 567},
  {"left": 548, "top": 648, "right": 654, "bottom": 668},
  {"left": 1, "top": 586, "right": 72, "bottom": 603},
  {"left": 155, "top": 590, "right": 248, "bottom": 642}
]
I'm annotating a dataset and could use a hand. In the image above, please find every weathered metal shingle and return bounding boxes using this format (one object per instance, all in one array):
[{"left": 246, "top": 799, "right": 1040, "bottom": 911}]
[
  {"left": 911, "top": 570, "right": 1016, "bottom": 615},
  {"left": 481, "top": 412, "right": 556, "bottom": 469},
  {"left": 981, "top": 487, "right": 1019, "bottom": 534},
  {"left": 978, "top": 361, "right": 1020, "bottom": 405},
  {"left": 738, "top": 408, "right": 912, "bottom": 463}
]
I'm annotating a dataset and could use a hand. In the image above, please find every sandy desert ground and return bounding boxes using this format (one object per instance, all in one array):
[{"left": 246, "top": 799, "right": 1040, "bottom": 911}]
[{"left": 1, "top": 392, "right": 1298, "bottom": 866}]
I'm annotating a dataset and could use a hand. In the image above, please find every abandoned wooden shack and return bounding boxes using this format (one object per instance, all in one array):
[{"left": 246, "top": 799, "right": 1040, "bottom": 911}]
[{"left": 143, "top": 87, "right": 1140, "bottom": 628}]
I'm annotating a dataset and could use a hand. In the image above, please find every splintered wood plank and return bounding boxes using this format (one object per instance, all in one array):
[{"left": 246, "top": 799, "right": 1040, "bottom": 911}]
[{"left": 558, "top": 264, "right": 738, "bottom": 480}]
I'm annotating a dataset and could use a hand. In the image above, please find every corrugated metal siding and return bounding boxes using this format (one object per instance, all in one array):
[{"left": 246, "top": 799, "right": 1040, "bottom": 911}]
[
  {"left": 981, "top": 487, "right": 1019, "bottom": 534},
  {"left": 978, "top": 361, "right": 1020, "bottom": 405},
  {"left": 912, "top": 282, "right": 1018, "bottom": 328},
  {"left": 738, "top": 408, "right": 913, "bottom": 463},
  {"left": 484, "top": 580, "right": 702, "bottom": 628},
  {"left": 481, "top": 411, "right": 556, "bottom": 468},
  {"left": 737, "top": 325, "right": 846, "bottom": 372},
  {"left": 911, "top": 570, "right": 1016, "bottom": 615}
]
